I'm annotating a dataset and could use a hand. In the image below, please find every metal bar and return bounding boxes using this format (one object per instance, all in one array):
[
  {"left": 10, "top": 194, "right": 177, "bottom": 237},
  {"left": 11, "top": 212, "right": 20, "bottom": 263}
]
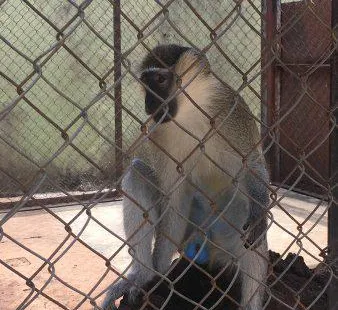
[
  {"left": 0, "top": 190, "right": 121, "bottom": 211},
  {"left": 261, "top": 0, "right": 280, "bottom": 182},
  {"left": 113, "top": 0, "right": 123, "bottom": 181},
  {"left": 276, "top": 63, "right": 331, "bottom": 67},
  {"left": 329, "top": 1, "right": 338, "bottom": 309}
]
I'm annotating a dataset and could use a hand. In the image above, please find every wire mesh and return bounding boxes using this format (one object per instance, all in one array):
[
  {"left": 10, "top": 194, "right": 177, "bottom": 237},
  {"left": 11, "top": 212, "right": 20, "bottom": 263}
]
[{"left": 0, "top": 0, "right": 337, "bottom": 310}]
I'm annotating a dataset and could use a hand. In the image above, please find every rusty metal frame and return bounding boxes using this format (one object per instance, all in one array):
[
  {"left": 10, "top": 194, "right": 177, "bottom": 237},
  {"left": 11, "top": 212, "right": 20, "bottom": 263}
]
[
  {"left": 261, "top": 0, "right": 281, "bottom": 184},
  {"left": 329, "top": 1, "right": 338, "bottom": 308},
  {"left": 114, "top": 0, "right": 123, "bottom": 181},
  {"left": 263, "top": 0, "right": 334, "bottom": 200}
]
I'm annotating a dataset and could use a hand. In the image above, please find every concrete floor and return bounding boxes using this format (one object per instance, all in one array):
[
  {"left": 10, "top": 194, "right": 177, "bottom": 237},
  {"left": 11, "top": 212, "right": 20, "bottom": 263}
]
[{"left": 0, "top": 190, "right": 328, "bottom": 310}]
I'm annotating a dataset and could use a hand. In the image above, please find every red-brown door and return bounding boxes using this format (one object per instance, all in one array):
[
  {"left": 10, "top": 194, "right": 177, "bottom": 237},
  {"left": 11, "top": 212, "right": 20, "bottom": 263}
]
[{"left": 265, "top": 0, "right": 332, "bottom": 196}]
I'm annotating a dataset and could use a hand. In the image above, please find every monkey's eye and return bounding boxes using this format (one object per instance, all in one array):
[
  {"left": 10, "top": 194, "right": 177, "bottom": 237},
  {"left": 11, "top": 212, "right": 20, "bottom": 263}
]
[{"left": 155, "top": 73, "right": 166, "bottom": 84}]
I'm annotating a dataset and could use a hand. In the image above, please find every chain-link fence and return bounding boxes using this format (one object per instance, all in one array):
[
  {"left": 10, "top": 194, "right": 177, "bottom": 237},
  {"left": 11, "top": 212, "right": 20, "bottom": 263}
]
[{"left": 0, "top": 0, "right": 337, "bottom": 309}]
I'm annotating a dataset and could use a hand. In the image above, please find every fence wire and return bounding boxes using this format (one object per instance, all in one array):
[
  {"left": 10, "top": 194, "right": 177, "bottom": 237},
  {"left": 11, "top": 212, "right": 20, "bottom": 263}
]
[{"left": 0, "top": 0, "right": 337, "bottom": 310}]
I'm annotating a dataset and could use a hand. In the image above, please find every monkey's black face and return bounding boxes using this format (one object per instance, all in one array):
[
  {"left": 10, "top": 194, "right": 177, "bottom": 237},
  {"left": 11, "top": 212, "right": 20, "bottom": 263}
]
[{"left": 140, "top": 69, "right": 178, "bottom": 123}]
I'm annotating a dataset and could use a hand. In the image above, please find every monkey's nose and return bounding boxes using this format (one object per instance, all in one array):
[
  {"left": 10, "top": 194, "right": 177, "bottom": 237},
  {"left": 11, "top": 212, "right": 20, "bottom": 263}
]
[{"left": 154, "top": 72, "right": 167, "bottom": 84}]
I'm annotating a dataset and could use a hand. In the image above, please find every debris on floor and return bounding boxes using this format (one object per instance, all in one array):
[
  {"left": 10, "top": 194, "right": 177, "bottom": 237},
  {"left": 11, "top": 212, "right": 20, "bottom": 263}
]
[{"left": 114, "top": 251, "right": 329, "bottom": 310}]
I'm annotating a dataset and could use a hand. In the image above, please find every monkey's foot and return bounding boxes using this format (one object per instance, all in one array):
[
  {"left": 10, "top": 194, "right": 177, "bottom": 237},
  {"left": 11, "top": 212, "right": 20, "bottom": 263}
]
[
  {"left": 101, "top": 279, "right": 131, "bottom": 310},
  {"left": 101, "top": 275, "right": 145, "bottom": 310}
]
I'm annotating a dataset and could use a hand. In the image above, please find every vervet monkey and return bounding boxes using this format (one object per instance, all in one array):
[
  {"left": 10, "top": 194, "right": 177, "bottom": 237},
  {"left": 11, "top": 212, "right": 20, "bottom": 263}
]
[{"left": 101, "top": 44, "right": 270, "bottom": 310}]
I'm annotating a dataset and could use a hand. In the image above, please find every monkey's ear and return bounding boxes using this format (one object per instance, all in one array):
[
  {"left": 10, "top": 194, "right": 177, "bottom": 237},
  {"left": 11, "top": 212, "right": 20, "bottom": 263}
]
[
  {"left": 176, "top": 49, "right": 211, "bottom": 78},
  {"left": 190, "top": 49, "right": 211, "bottom": 72}
]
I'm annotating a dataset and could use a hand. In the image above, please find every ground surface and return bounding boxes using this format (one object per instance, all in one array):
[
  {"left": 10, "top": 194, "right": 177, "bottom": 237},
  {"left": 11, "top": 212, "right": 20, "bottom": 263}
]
[{"left": 0, "top": 190, "right": 328, "bottom": 310}]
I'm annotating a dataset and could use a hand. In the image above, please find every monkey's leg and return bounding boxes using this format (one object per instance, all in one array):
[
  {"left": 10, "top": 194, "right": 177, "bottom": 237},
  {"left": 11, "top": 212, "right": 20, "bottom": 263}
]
[
  {"left": 152, "top": 188, "right": 192, "bottom": 274},
  {"left": 239, "top": 241, "right": 268, "bottom": 310},
  {"left": 102, "top": 160, "right": 161, "bottom": 309},
  {"left": 239, "top": 162, "right": 269, "bottom": 309},
  {"left": 101, "top": 200, "right": 156, "bottom": 309}
]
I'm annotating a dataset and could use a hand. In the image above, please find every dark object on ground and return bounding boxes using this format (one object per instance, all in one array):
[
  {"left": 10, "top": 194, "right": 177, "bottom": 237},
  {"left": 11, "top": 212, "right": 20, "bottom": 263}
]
[
  {"left": 267, "top": 251, "right": 329, "bottom": 309},
  {"left": 114, "top": 251, "right": 329, "bottom": 310}
]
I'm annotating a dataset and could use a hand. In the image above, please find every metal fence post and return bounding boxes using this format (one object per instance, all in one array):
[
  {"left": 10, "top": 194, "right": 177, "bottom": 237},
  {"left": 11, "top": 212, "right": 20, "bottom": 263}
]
[
  {"left": 113, "top": 0, "right": 123, "bottom": 181},
  {"left": 329, "top": 1, "right": 338, "bottom": 309},
  {"left": 261, "top": 0, "right": 280, "bottom": 184}
]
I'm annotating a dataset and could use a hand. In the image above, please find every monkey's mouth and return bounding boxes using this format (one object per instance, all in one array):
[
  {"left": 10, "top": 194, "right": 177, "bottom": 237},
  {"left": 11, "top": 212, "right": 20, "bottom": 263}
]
[
  {"left": 145, "top": 97, "right": 177, "bottom": 124},
  {"left": 152, "top": 108, "right": 172, "bottom": 123}
]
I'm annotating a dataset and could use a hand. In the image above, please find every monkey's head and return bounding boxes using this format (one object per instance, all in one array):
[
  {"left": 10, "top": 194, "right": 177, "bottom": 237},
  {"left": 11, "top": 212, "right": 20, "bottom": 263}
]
[{"left": 140, "top": 44, "right": 211, "bottom": 123}]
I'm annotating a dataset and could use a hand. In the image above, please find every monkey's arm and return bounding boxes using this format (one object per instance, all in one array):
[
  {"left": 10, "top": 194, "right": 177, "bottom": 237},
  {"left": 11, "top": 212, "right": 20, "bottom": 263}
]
[
  {"left": 101, "top": 159, "right": 162, "bottom": 309},
  {"left": 244, "top": 162, "right": 270, "bottom": 248}
]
